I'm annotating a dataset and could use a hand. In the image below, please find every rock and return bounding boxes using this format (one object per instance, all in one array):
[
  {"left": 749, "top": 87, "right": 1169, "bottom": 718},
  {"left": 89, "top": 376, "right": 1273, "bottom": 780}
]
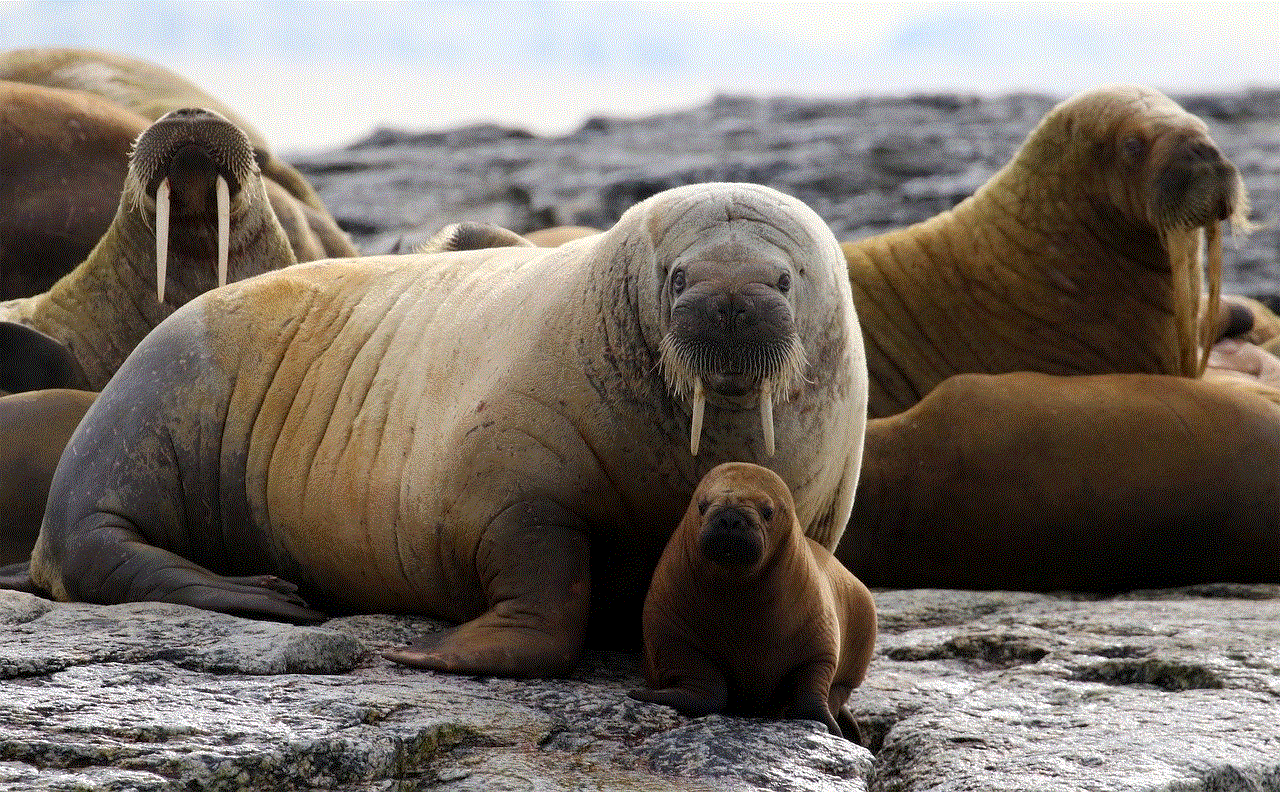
[
  {"left": 0, "top": 591, "right": 873, "bottom": 791},
  {"left": 292, "top": 90, "right": 1280, "bottom": 295},
  {"left": 4, "top": 584, "right": 1279, "bottom": 790}
]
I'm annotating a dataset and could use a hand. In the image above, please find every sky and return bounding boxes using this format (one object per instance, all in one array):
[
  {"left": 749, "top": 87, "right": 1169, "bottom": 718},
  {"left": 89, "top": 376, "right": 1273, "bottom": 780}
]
[{"left": 2, "top": 0, "right": 1278, "bottom": 153}]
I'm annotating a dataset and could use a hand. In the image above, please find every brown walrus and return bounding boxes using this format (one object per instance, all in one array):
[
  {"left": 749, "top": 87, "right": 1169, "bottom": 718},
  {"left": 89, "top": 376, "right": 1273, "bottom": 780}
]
[
  {"left": 631, "top": 462, "right": 875, "bottom": 740},
  {"left": 11, "top": 183, "right": 867, "bottom": 679},
  {"left": 0, "top": 81, "right": 151, "bottom": 299},
  {"left": 0, "top": 389, "right": 96, "bottom": 569},
  {"left": 0, "top": 48, "right": 355, "bottom": 297},
  {"left": 0, "top": 107, "right": 297, "bottom": 390},
  {"left": 844, "top": 85, "right": 1248, "bottom": 419},
  {"left": 839, "top": 371, "right": 1280, "bottom": 591}
]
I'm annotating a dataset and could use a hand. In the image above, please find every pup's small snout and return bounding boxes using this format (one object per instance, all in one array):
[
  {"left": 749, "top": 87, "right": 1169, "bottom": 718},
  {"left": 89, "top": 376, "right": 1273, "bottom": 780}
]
[{"left": 700, "top": 506, "right": 764, "bottom": 567}]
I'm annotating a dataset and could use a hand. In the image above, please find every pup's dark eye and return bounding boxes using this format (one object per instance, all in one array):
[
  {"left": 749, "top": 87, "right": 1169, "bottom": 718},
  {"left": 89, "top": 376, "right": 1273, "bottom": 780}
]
[
  {"left": 672, "top": 269, "right": 686, "bottom": 295},
  {"left": 698, "top": 500, "right": 709, "bottom": 515},
  {"left": 777, "top": 272, "right": 791, "bottom": 293},
  {"left": 760, "top": 505, "right": 773, "bottom": 521}
]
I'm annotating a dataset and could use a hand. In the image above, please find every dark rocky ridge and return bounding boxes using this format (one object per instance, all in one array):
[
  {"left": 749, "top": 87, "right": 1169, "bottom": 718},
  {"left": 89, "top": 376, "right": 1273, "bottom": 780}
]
[{"left": 293, "top": 88, "right": 1280, "bottom": 294}]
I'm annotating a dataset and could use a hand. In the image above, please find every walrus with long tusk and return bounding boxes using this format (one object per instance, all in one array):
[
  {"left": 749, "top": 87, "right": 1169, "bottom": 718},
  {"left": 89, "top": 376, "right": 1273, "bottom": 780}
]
[
  {"left": 631, "top": 462, "right": 875, "bottom": 740},
  {"left": 0, "top": 48, "right": 355, "bottom": 298},
  {"left": 0, "top": 107, "right": 297, "bottom": 390},
  {"left": 8, "top": 182, "right": 867, "bottom": 678},
  {"left": 844, "top": 85, "right": 1248, "bottom": 418}
]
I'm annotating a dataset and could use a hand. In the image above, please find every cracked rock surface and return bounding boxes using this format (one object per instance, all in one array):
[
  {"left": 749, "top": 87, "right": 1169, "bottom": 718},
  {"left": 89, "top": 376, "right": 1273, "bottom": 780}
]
[{"left": 4, "top": 585, "right": 1279, "bottom": 790}]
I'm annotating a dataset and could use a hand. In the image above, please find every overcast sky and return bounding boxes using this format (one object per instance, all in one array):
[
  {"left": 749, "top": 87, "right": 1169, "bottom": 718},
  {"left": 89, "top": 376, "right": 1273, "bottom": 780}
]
[{"left": 3, "top": 1, "right": 1277, "bottom": 152}]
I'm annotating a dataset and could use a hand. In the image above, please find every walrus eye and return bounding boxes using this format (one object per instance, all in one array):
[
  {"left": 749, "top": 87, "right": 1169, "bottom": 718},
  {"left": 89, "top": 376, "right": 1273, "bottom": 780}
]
[
  {"left": 760, "top": 505, "right": 773, "bottom": 521},
  {"left": 671, "top": 268, "right": 686, "bottom": 295},
  {"left": 777, "top": 272, "right": 791, "bottom": 294},
  {"left": 1121, "top": 136, "right": 1145, "bottom": 162}
]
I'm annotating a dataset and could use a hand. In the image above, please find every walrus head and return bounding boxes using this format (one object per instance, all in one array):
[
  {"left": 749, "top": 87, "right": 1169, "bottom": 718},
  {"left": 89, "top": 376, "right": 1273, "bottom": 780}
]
[
  {"left": 124, "top": 107, "right": 258, "bottom": 302},
  {"left": 649, "top": 188, "right": 821, "bottom": 458},
  {"left": 1021, "top": 86, "right": 1249, "bottom": 375},
  {"left": 688, "top": 462, "right": 796, "bottom": 573}
]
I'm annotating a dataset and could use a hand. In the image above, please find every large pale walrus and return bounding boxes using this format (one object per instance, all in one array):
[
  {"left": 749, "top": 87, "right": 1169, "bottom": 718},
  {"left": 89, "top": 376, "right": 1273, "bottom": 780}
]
[
  {"left": 14, "top": 182, "right": 867, "bottom": 678},
  {"left": 0, "top": 107, "right": 297, "bottom": 390},
  {"left": 844, "top": 85, "right": 1247, "bottom": 418},
  {"left": 631, "top": 462, "right": 875, "bottom": 740},
  {"left": 840, "top": 372, "right": 1280, "bottom": 590},
  {"left": 0, "top": 48, "right": 355, "bottom": 298}
]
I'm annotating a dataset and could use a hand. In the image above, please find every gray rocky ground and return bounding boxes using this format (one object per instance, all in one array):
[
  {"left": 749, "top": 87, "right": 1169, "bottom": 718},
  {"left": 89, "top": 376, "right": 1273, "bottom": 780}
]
[
  {"left": 3, "top": 585, "right": 1278, "bottom": 791},
  {"left": 4, "top": 90, "right": 1280, "bottom": 790}
]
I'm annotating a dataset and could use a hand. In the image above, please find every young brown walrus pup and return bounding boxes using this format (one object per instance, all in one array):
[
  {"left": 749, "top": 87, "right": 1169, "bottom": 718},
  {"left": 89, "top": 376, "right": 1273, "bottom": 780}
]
[{"left": 631, "top": 462, "right": 876, "bottom": 741}]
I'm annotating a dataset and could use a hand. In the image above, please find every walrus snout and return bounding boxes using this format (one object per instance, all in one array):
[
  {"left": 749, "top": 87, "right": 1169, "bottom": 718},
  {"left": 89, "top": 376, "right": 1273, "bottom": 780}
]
[
  {"left": 699, "top": 505, "right": 766, "bottom": 568},
  {"left": 669, "top": 283, "right": 797, "bottom": 396},
  {"left": 131, "top": 108, "right": 257, "bottom": 302},
  {"left": 139, "top": 108, "right": 253, "bottom": 198},
  {"left": 1148, "top": 132, "right": 1243, "bottom": 227}
]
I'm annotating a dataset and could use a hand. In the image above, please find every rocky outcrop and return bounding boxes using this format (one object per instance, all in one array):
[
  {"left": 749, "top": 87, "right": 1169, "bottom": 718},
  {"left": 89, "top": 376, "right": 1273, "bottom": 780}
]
[
  {"left": 293, "top": 89, "right": 1280, "bottom": 294},
  {"left": 4, "top": 584, "right": 1278, "bottom": 790}
]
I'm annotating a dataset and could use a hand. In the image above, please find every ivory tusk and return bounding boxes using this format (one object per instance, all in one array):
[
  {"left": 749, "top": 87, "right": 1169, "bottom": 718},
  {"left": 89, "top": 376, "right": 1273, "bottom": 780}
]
[
  {"left": 760, "top": 379, "right": 775, "bottom": 457},
  {"left": 690, "top": 378, "right": 705, "bottom": 456},
  {"left": 216, "top": 174, "right": 230, "bottom": 288},
  {"left": 155, "top": 178, "right": 170, "bottom": 303}
]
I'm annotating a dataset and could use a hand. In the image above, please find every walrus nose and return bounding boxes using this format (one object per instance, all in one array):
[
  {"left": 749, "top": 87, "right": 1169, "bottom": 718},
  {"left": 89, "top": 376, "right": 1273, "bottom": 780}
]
[
  {"left": 684, "top": 291, "right": 759, "bottom": 337},
  {"left": 1170, "top": 137, "right": 1225, "bottom": 170},
  {"left": 700, "top": 506, "right": 764, "bottom": 567}
]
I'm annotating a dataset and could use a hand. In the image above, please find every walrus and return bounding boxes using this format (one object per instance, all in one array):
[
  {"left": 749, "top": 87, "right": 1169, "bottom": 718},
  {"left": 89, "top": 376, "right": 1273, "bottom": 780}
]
[
  {"left": 630, "top": 462, "right": 875, "bottom": 740},
  {"left": 524, "top": 226, "right": 602, "bottom": 247},
  {"left": 0, "top": 107, "right": 297, "bottom": 390},
  {"left": 839, "top": 371, "right": 1280, "bottom": 590},
  {"left": 0, "top": 322, "right": 88, "bottom": 394},
  {"left": 0, "top": 48, "right": 355, "bottom": 293},
  {"left": 0, "top": 389, "right": 96, "bottom": 569},
  {"left": 13, "top": 182, "right": 866, "bottom": 678},
  {"left": 844, "top": 85, "right": 1248, "bottom": 418},
  {"left": 0, "top": 81, "right": 152, "bottom": 299}
]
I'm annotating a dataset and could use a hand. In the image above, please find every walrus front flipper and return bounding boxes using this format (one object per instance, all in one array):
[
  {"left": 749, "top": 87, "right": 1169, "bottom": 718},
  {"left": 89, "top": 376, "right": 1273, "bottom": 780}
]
[
  {"left": 0, "top": 321, "right": 89, "bottom": 393},
  {"left": 382, "top": 501, "right": 590, "bottom": 678},
  {"left": 47, "top": 518, "right": 324, "bottom": 622},
  {"left": 0, "top": 561, "right": 42, "bottom": 594}
]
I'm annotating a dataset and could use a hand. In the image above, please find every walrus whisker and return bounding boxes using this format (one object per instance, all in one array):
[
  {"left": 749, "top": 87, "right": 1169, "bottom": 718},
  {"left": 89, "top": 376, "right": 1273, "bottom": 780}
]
[
  {"left": 155, "top": 177, "right": 170, "bottom": 303},
  {"left": 216, "top": 173, "right": 230, "bottom": 289},
  {"left": 760, "top": 378, "right": 775, "bottom": 457},
  {"left": 690, "top": 378, "right": 706, "bottom": 456}
]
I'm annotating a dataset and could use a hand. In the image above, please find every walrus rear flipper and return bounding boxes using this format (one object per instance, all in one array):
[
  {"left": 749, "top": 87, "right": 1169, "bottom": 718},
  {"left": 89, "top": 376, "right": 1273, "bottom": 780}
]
[
  {"left": 0, "top": 561, "right": 43, "bottom": 594},
  {"left": 45, "top": 517, "right": 324, "bottom": 623}
]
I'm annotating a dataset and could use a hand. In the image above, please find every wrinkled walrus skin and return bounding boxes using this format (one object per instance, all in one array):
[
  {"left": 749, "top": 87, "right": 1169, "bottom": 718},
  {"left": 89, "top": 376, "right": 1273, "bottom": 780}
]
[
  {"left": 24, "top": 183, "right": 867, "bottom": 679},
  {"left": 844, "top": 85, "right": 1247, "bottom": 419},
  {"left": 841, "top": 372, "right": 1280, "bottom": 591},
  {"left": 632, "top": 463, "right": 875, "bottom": 740}
]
